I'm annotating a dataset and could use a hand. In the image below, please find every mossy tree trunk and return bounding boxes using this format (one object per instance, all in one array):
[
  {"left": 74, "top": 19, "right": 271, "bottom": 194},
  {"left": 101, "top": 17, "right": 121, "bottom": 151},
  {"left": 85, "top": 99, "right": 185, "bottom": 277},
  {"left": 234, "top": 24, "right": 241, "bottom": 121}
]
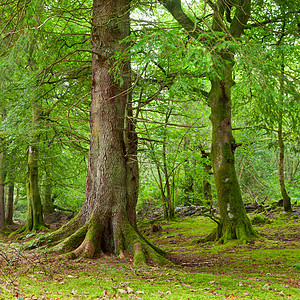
[
  {"left": 209, "top": 58, "right": 255, "bottom": 242},
  {"left": 25, "top": 105, "right": 46, "bottom": 231},
  {"left": 160, "top": 0, "right": 256, "bottom": 242},
  {"left": 32, "top": 0, "right": 170, "bottom": 265}
]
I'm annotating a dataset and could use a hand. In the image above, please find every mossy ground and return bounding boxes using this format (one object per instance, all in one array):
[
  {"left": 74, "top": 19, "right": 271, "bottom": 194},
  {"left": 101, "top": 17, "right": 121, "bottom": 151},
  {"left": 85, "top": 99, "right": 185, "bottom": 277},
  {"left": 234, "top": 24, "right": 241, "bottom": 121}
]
[{"left": 0, "top": 211, "right": 299, "bottom": 299}]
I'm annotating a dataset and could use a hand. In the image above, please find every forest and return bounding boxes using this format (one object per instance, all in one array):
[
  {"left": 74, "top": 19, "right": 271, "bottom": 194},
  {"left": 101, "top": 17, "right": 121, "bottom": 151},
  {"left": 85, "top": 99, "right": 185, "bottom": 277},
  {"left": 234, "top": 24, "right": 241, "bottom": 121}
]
[{"left": 0, "top": 0, "right": 299, "bottom": 299}]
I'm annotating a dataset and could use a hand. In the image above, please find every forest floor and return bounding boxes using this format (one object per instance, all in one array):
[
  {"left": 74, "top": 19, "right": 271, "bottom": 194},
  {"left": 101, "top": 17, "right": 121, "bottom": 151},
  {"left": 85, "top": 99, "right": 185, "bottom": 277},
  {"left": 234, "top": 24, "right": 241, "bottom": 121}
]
[{"left": 0, "top": 209, "right": 299, "bottom": 300}]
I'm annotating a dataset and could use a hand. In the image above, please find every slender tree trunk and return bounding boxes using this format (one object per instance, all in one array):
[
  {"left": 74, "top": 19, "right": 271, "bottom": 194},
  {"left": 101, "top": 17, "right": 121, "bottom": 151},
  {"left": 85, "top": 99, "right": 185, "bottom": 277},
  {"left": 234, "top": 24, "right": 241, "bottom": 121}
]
[
  {"left": 43, "top": 170, "right": 54, "bottom": 217},
  {"left": 0, "top": 108, "right": 6, "bottom": 230},
  {"left": 278, "top": 118, "right": 292, "bottom": 212},
  {"left": 125, "top": 97, "right": 139, "bottom": 229},
  {"left": 25, "top": 105, "right": 46, "bottom": 231},
  {"left": 6, "top": 182, "right": 14, "bottom": 224},
  {"left": 183, "top": 138, "right": 194, "bottom": 205},
  {"left": 0, "top": 152, "right": 5, "bottom": 230},
  {"left": 201, "top": 149, "right": 212, "bottom": 203},
  {"left": 162, "top": 110, "right": 174, "bottom": 219},
  {"left": 277, "top": 62, "right": 292, "bottom": 212}
]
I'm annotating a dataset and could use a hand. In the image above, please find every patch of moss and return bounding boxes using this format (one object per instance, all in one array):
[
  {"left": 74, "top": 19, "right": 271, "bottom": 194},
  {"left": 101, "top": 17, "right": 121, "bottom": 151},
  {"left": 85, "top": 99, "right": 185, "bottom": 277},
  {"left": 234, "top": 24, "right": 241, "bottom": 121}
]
[{"left": 251, "top": 214, "right": 272, "bottom": 225}]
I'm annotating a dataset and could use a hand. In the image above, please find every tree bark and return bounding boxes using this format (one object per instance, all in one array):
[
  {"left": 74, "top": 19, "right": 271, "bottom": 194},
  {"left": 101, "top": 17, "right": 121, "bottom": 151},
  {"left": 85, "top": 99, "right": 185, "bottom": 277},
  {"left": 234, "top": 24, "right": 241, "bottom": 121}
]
[
  {"left": 6, "top": 182, "right": 14, "bottom": 225},
  {"left": 43, "top": 170, "right": 55, "bottom": 217},
  {"left": 161, "top": 0, "right": 256, "bottom": 242},
  {"left": 162, "top": 110, "right": 175, "bottom": 219},
  {"left": 32, "top": 0, "right": 169, "bottom": 265},
  {"left": 209, "top": 60, "right": 255, "bottom": 242},
  {"left": 278, "top": 107, "right": 292, "bottom": 212},
  {"left": 277, "top": 62, "right": 292, "bottom": 212},
  {"left": 25, "top": 105, "right": 46, "bottom": 231},
  {"left": 0, "top": 108, "right": 6, "bottom": 230},
  {"left": 0, "top": 152, "right": 5, "bottom": 230}
]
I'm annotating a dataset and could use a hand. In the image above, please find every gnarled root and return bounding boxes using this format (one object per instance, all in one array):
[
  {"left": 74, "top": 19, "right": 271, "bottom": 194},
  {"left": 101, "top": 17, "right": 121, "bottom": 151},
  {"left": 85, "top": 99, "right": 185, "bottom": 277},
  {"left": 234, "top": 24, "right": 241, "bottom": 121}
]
[{"left": 30, "top": 213, "right": 172, "bottom": 266}]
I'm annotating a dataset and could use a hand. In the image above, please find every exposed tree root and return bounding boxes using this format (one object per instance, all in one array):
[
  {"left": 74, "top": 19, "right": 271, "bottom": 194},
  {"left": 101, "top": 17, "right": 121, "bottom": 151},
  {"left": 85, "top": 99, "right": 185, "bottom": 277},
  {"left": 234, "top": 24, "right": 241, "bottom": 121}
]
[
  {"left": 198, "top": 217, "right": 257, "bottom": 244},
  {"left": 10, "top": 224, "right": 49, "bottom": 238},
  {"left": 26, "top": 213, "right": 171, "bottom": 266}
]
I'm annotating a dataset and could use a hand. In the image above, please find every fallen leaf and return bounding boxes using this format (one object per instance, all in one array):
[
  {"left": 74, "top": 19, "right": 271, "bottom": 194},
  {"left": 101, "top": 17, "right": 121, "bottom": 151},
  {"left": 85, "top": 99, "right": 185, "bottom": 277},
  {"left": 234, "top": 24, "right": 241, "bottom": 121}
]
[
  {"left": 117, "top": 289, "right": 127, "bottom": 294},
  {"left": 136, "top": 291, "right": 145, "bottom": 295},
  {"left": 71, "top": 289, "right": 78, "bottom": 295},
  {"left": 127, "top": 287, "right": 134, "bottom": 294}
]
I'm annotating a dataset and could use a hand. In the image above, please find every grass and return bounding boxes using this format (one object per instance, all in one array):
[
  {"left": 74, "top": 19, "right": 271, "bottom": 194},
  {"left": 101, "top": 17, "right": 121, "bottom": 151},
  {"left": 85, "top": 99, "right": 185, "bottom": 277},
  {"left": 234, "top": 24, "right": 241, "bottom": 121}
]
[{"left": 0, "top": 212, "right": 299, "bottom": 299}]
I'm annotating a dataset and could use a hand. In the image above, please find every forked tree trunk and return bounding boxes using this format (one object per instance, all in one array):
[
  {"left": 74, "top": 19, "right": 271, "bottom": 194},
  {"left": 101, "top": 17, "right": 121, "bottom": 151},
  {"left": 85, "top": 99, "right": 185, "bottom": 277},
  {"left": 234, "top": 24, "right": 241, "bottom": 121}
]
[{"left": 34, "top": 0, "right": 169, "bottom": 265}]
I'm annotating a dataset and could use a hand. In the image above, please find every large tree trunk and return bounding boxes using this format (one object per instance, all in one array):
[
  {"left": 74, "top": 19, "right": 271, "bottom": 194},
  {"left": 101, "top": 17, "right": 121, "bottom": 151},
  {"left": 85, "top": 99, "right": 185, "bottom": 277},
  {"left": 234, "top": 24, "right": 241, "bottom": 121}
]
[
  {"left": 25, "top": 105, "right": 46, "bottom": 231},
  {"left": 32, "top": 0, "right": 169, "bottom": 265}
]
